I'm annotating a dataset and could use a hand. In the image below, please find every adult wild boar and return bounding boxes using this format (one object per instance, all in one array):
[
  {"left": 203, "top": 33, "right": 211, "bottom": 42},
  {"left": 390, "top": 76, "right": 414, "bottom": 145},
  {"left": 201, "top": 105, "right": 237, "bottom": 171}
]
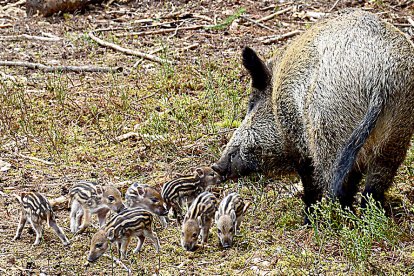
[{"left": 213, "top": 10, "right": 414, "bottom": 218}]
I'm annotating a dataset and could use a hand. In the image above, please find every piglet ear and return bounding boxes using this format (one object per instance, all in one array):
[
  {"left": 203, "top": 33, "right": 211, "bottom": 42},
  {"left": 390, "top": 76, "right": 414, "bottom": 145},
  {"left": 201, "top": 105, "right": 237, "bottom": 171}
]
[
  {"left": 136, "top": 186, "right": 146, "bottom": 197},
  {"left": 195, "top": 168, "right": 204, "bottom": 178},
  {"left": 106, "top": 228, "right": 115, "bottom": 241},
  {"left": 96, "top": 185, "right": 104, "bottom": 195},
  {"left": 215, "top": 211, "right": 219, "bottom": 223},
  {"left": 242, "top": 47, "right": 271, "bottom": 91},
  {"left": 242, "top": 202, "right": 251, "bottom": 214},
  {"left": 230, "top": 210, "right": 237, "bottom": 223}
]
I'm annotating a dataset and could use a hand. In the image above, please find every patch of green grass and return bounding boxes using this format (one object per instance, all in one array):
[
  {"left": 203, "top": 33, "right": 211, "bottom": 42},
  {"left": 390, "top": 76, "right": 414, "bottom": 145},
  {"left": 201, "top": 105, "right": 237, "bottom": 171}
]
[
  {"left": 206, "top": 8, "right": 246, "bottom": 31},
  {"left": 307, "top": 196, "right": 400, "bottom": 270}
]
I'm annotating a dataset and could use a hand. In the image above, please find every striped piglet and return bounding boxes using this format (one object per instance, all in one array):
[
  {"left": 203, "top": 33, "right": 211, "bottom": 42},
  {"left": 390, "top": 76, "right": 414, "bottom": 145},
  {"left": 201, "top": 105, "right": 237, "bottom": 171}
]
[
  {"left": 215, "top": 192, "right": 249, "bottom": 248},
  {"left": 181, "top": 191, "right": 217, "bottom": 251},
  {"left": 13, "top": 192, "right": 70, "bottom": 246}
]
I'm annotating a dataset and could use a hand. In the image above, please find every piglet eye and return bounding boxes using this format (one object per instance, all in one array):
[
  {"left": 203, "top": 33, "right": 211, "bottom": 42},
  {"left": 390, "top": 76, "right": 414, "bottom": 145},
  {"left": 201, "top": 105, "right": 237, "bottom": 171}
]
[
  {"left": 151, "top": 198, "right": 159, "bottom": 203},
  {"left": 192, "top": 233, "right": 198, "bottom": 238},
  {"left": 229, "top": 228, "right": 234, "bottom": 233},
  {"left": 181, "top": 232, "right": 184, "bottom": 237},
  {"left": 108, "top": 195, "right": 115, "bottom": 202},
  {"left": 217, "top": 229, "right": 222, "bottom": 234},
  {"left": 96, "top": 243, "right": 103, "bottom": 248}
]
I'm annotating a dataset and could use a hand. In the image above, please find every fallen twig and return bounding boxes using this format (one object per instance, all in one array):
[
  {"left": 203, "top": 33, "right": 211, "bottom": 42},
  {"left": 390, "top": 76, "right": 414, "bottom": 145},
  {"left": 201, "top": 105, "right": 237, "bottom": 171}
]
[
  {"left": 260, "top": 5, "right": 276, "bottom": 11},
  {"left": 0, "top": 61, "right": 122, "bottom": 73},
  {"left": 88, "top": 31, "right": 174, "bottom": 65},
  {"left": 0, "top": 34, "right": 61, "bottom": 41},
  {"left": 256, "top": 7, "right": 292, "bottom": 23},
  {"left": 408, "top": 17, "right": 414, "bottom": 28},
  {"left": 133, "top": 47, "right": 165, "bottom": 67},
  {"left": 115, "top": 25, "right": 212, "bottom": 37},
  {"left": 240, "top": 15, "right": 275, "bottom": 32},
  {"left": 16, "top": 153, "right": 55, "bottom": 165},
  {"left": 177, "top": 43, "right": 199, "bottom": 53},
  {"left": 104, "top": 254, "right": 132, "bottom": 275},
  {"left": 328, "top": 0, "right": 341, "bottom": 12},
  {"left": 0, "top": 24, "right": 13, "bottom": 28},
  {"left": 259, "top": 30, "right": 302, "bottom": 44}
]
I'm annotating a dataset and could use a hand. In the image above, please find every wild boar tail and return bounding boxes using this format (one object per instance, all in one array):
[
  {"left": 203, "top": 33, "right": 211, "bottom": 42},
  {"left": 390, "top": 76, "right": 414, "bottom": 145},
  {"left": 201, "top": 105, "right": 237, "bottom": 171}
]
[{"left": 332, "top": 97, "right": 384, "bottom": 198}]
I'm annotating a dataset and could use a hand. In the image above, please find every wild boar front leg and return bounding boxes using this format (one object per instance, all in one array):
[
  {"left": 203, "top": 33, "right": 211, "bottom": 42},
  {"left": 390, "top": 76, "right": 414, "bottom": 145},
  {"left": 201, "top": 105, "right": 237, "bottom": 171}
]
[
  {"left": 200, "top": 218, "right": 213, "bottom": 244},
  {"left": 13, "top": 211, "right": 27, "bottom": 240},
  {"left": 120, "top": 236, "right": 131, "bottom": 259},
  {"left": 235, "top": 215, "right": 243, "bottom": 236},
  {"left": 70, "top": 200, "right": 82, "bottom": 233},
  {"left": 76, "top": 208, "right": 91, "bottom": 234},
  {"left": 144, "top": 229, "right": 160, "bottom": 253},
  {"left": 159, "top": 216, "right": 168, "bottom": 229},
  {"left": 97, "top": 209, "right": 109, "bottom": 228}
]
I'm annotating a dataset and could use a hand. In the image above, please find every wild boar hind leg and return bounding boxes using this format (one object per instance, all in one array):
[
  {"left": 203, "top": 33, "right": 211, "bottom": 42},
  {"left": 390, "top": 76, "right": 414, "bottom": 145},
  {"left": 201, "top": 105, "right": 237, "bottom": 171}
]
[{"left": 362, "top": 137, "right": 412, "bottom": 209}]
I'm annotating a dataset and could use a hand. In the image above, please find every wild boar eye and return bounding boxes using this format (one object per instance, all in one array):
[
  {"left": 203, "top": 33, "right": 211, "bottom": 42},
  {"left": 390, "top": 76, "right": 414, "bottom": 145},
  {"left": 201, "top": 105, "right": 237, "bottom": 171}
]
[
  {"left": 96, "top": 243, "right": 103, "bottom": 248},
  {"left": 229, "top": 228, "right": 234, "bottom": 233},
  {"left": 108, "top": 195, "right": 115, "bottom": 202},
  {"left": 151, "top": 198, "right": 159, "bottom": 203}
]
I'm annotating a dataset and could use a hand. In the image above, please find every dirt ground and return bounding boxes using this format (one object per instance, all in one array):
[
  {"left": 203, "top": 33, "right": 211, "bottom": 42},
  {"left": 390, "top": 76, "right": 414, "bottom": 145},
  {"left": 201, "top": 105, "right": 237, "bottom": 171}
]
[{"left": 0, "top": 0, "right": 414, "bottom": 275}]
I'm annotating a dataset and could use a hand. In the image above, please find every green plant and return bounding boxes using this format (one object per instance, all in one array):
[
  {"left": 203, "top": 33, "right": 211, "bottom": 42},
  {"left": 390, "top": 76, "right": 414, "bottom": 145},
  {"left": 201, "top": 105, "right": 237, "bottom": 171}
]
[
  {"left": 206, "top": 8, "right": 246, "bottom": 31},
  {"left": 307, "top": 196, "right": 399, "bottom": 269}
]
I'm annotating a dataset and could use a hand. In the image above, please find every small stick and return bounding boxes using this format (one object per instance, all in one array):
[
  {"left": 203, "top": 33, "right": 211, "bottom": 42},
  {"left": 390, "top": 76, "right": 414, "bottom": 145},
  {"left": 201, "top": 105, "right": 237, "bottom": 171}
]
[
  {"left": 328, "top": 0, "right": 341, "bottom": 12},
  {"left": 256, "top": 7, "right": 292, "bottom": 23},
  {"left": 133, "top": 47, "right": 165, "bottom": 67},
  {"left": 0, "top": 61, "right": 122, "bottom": 73},
  {"left": 88, "top": 31, "right": 174, "bottom": 65},
  {"left": 177, "top": 43, "right": 199, "bottom": 53},
  {"left": 260, "top": 30, "right": 302, "bottom": 44},
  {"left": 0, "top": 24, "right": 13, "bottom": 28},
  {"left": 240, "top": 15, "right": 275, "bottom": 32},
  {"left": 104, "top": 254, "right": 132, "bottom": 275},
  {"left": 115, "top": 25, "right": 212, "bottom": 37},
  {"left": 393, "top": 23, "right": 412, "bottom": 27},
  {"left": 16, "top": 153, "right": 55, "bottom": 165},
  {"left": 0, "top": 34, "right": 61, "bottom": 42},
  {"left": 408, "top": 17, "right": 414, "bottom": 28},
  {"left": 260, "top": 5, "right": 276, "bottom": 11}
]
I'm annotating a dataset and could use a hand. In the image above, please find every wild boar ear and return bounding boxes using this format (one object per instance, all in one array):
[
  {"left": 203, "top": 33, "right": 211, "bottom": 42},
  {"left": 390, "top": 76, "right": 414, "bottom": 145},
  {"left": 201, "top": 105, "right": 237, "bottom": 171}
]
[
  {"left": 242, "top": 202, "right": 251, "bottom": 214},
  {"left": 242, "top": 47, "right": 271, "bottom": 91},
  {"left": 136, "top": 186, "right": 146, "bottom": 198},
  {"left": 106, "top": 228, "right": 115, "bottom": 241},
  {"left": 230, "top": 210, "right": 237, "bottom": 223},
  {"left": 96, "top": 185, "right": 104, "bottom": 195},
  {"left": 195, "top": 168, "right": 204, "bottom": 178},
  {"left": 215, "top": 211, "right": 220, "bottom": 223}
]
